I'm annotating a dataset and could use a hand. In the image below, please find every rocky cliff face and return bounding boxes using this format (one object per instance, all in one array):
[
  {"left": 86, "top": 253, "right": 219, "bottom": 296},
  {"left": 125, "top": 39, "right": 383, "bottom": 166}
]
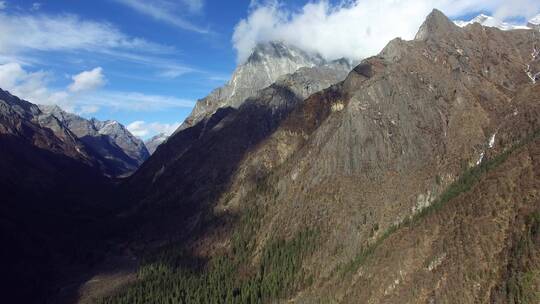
[
  {"left": 99, "top": 9, "right": 540, "bottom": 304},
  {"left": 38, "top": 105, "right": 149, "bottom": 176},
  {"left": 178, "top": 41, "right": 330, "bottom": 131},
  {"left": 144, "top": 133, "right": 168, "bottom": 154}
]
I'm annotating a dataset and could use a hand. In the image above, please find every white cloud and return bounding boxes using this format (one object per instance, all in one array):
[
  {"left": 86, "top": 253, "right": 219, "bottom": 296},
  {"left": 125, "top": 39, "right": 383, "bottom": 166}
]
[
  {"left": 233, "top": 0, "right": 540, "bottom": 63},
  {"left": 113, "top": 0, "right": 208, "bottom": 33},
  {"left": 157, "top": 66, "right": 195, "bottom": 78},
  {"left": 0, "top": 1, "right": 6, "bottom": 10},
  {"left": 182, "top": 0, "right": 204, "bottom": 14},
  {"left": 0, "top": 12, "right": 171, "bottom": 57},
  {"left": 0, "top": 62, "right": 194, "bottom": 114},
  {"left": 0, "top": 10, "right": 195, "bottom": 79},
  {"left": 79, "top": 91, "right": 195, "bottom": 112},
  {"left": 0, "top": 63, "right": 105, "bottom": 112},
  {"left": 31, "top": 2, "right": 42, "bottom": 11},
  {"left": 0, "top": 62, "right": 72, "bottom": 108},
  {"left": 78, "top": 104, "right": 100, "bottom": 115},
  {"left": 127, "top": 120, "right": 181, "bottom": 138},
  {"left": 68, "top": 67, "right": 106, "bottom": 92}
]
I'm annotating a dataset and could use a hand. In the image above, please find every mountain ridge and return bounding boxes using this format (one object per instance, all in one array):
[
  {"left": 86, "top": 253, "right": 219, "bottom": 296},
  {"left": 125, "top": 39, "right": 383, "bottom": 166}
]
[
  {"left": 96, "top": 9, "right": 540, "bottom": 304},
  {"left": 37, "top": 103, "right": 149, "bottom": 176}
]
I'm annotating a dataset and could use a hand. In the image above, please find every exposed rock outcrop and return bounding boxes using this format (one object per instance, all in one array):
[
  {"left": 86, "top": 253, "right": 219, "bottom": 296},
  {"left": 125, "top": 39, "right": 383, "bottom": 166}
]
[
  {"left": 144, "top": 133, "right": 168, "bottom": 155},
  {"left": 178, "top": 41, "right": 334, "bottom": 131}
]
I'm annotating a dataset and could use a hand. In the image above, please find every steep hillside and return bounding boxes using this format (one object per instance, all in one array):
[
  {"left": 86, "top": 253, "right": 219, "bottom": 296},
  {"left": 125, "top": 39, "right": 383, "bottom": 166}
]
[
  {"left": 100, "top": 10, "right": 540, "bottom": 304},
  {"left": 0, "top": 89, "right": 119, "bottom": 303},
  {"left": 122, "top": 57, "right": 352, "bottom": 241}
]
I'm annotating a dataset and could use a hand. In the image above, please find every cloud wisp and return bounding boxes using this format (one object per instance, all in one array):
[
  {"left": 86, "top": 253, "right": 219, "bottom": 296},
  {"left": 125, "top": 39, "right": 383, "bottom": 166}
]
[
  {"left": 0, "top": 9, "right": 198, "bottom": 79},
  {"left": 79, "top": 91, "right": 195, "bottom": 112},
  {"left": 233, "top": 0, "right": 540, "bottom": 63},
  {"left": 127, "top": 120, "right": 181, "bottom": 138},
  {"left": 113, "top": 0, "right": 208, "bottom": 33},
  {"left": 0, "top": 63, "right": 194, "bottom": 115},
  {"left": 0, "top": 12, "right": 171, "bottom": 56}
]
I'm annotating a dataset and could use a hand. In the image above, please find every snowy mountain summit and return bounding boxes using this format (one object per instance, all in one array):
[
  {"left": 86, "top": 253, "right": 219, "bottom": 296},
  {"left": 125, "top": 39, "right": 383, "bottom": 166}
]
[
  {"left": 454, "top": 13, "right": 535, "bottom": 31},
  {"left": 527, "top": 14, "right": 540, "bottom": 30}
]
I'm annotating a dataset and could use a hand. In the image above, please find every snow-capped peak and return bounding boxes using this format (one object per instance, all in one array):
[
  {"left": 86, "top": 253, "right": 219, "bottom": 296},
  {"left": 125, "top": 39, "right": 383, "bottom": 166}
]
[
  {"left": 527, "top": 14, "right": 540, "bottom": 30},
  {"left": 529, "top": 14, "right": 540, "bottom": 25},
  {"left": 454, "top": 14, "right": 530, "bottom": 31},
  {"left": 145, "top": 133, "right": 169, "bottom": 155}
]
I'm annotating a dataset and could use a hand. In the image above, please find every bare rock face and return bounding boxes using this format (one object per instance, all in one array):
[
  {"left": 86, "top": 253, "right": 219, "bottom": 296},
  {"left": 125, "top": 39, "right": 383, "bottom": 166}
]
[
  {"left": 144, "top": 133, "right": 168, "bottom": 154},
  {"left": 38, "top": 105, "right": 149, "bottom": 176},
  {"left": 178, "top": 41, "right": 330, "bottom": 131}
]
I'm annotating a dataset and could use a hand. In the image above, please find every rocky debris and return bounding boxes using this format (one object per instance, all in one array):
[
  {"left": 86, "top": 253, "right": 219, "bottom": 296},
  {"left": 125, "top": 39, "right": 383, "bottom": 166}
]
[{"left": 144, "top": 133, "right": 168, "bottom": 154}]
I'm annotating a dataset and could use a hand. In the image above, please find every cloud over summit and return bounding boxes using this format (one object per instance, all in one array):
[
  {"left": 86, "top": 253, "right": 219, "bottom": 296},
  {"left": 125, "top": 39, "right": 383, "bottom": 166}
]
[{"left": 233, "top": 0, "right": 540, "bottom": 63}]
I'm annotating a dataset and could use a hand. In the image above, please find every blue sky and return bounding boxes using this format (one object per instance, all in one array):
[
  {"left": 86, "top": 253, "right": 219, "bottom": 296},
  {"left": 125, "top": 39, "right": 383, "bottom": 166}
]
[
  {"left": 0, "top": 0, "right": 538, "bottom": 138},
  {"left": 0, "top": 0, "right": 260, "bottom": 138}
]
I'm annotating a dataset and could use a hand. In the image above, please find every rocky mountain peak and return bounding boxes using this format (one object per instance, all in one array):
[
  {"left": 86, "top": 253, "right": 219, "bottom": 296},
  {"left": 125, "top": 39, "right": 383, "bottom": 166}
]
[
  {"left": 454, "top": 13, "right": 533, "bottom": 31},
  {"left": 527, "top": 14, "right": 540, "bottom": 30},
  {"left": 178, "top": 40, "right": 333, "bottom": 131},
  {"left": 0, "top": 89, "right": 41, "bottom": 119},
  {"left": 246, "top": 41, "right": 325, "bottom": 66},
  {"left": 415, "top": 8, "right": 460, "bottom": 40}
]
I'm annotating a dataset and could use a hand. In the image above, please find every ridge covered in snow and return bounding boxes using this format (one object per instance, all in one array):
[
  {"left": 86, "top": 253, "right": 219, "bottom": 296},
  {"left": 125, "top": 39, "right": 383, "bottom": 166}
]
[{"left": 454, "top": 13, "right": 533, "bottom": 31}]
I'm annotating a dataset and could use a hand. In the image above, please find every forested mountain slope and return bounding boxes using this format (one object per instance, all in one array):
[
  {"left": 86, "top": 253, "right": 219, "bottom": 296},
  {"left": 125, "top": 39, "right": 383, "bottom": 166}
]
[{"left": 95, "top": 9, "right": 540, "bottom": 304}]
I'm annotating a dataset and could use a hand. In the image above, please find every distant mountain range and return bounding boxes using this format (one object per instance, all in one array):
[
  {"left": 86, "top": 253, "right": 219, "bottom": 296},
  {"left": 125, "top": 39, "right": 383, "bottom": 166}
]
[
  {"left": 0, "top": 92, "right": 149, "bottom": 178},
  {"left": 38, "top": 105, "right": 149, "bottom": 176}
]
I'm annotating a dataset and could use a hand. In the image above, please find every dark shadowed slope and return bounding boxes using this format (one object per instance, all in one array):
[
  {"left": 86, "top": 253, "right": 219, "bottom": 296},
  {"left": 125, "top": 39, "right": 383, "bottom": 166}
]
[
  {"left": 121, "top": 58, "right": 352, "bottom": 244},
  {"left": 0, "top": 89, "right": 122, "bottom": 303}
]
